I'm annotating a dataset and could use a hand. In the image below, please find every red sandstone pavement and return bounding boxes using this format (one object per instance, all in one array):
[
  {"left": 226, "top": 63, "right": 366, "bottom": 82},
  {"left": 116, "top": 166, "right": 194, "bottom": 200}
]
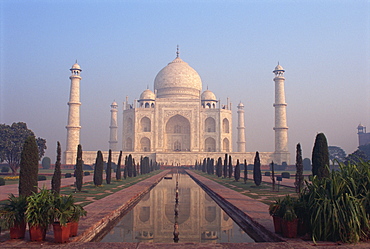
[
  {"left": 1, "top": 170, "right": 370, "bottom": 248},
  {"left": 0, "top": 175, "right": 94, "bottom": 201}
]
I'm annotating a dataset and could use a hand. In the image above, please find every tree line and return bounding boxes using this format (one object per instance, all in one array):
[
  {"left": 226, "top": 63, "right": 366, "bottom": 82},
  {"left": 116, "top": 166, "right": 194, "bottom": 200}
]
[{"left": 194, "top": 151, "right": 262, "bottom": 186}]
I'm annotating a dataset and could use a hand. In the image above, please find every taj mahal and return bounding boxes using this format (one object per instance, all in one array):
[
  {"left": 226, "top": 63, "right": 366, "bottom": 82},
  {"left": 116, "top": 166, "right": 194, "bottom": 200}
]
[{"left": 64, "top": 49, "right": 290, "bottom": 166}]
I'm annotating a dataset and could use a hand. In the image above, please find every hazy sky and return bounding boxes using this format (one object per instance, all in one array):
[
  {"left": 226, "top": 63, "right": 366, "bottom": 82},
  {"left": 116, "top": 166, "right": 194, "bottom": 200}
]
[{"left": 1, "top": 0, "right": 369, "bottom": 163}]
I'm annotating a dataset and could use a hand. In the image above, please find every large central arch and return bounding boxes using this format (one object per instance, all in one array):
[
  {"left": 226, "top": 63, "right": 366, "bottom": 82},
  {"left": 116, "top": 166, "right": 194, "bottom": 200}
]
[{"left": 165, "top": 114, "right": 191, "bottom": 151}]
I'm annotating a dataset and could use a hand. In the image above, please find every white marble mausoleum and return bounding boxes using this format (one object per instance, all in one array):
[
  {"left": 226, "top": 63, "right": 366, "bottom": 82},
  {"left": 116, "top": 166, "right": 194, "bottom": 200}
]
[{"left": 64, "top": 49, "right": 290, "bottom": 166}]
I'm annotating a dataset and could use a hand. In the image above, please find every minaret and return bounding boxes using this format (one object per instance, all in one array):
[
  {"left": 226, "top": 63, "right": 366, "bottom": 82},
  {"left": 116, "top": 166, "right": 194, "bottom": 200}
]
[
  {"left": 65, "top": 62, "right": 82, "bottom": 164},
  {"left": 273, "top": 63, "right": 289, "bottom": 163},
  {"left": 109, "top": 101, "right": 118, "bottom": 151},
  {"left": 237, "top": 102, "right": 246, "bottom": 152}
]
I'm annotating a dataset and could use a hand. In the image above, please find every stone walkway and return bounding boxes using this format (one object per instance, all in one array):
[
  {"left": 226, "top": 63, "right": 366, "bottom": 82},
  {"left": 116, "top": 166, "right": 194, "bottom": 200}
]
[{"left": 1, "top": 170, "right": 369, "bottom": 248}]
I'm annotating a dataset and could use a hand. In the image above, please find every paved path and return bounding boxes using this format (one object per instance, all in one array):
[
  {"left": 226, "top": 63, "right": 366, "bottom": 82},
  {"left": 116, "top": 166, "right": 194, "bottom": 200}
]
[{"left": 0, "top": 175, "right": 94, "bottom": 201}]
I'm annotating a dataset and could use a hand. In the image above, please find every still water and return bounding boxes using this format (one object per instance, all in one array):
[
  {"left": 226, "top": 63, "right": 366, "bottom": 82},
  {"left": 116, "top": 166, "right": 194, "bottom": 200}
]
[{"left": 100, "top": 173, "right": 254, "bottom": 243}]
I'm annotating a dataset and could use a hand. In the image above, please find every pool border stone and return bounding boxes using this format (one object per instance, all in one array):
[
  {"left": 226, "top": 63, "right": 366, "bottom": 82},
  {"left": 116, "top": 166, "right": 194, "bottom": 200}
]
[{"left": 186, "top": 170, "right": 283, "bottom": 243}]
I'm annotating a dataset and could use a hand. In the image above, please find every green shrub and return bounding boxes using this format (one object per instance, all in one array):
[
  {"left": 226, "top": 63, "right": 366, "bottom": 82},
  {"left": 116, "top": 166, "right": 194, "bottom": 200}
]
[
  {"left": 37, "top": 175, "right": 47, "bottom": 181},
  {"left": 302, "top": 160, "right": 370, "bottom": 243},
  {"left": 65, "top": 173, "right": 72, "bottom": 178},
  {"left": 0, "top": 177, "right": 5, "bottom": 186},
  {"left": 281, "top": 172, "right": 290, "bottom": 179},
  {"left": 264, "top": 171, "right": 270, "bottom": 176},
  {"left": 1, "top": 166, "right": 10, "bottom": 173},
  {"left": 41, "top": 157, "right": 51, "bottom": 169},
  {"left": 84, "top": 171, "right": 90, "bottom": 176}
]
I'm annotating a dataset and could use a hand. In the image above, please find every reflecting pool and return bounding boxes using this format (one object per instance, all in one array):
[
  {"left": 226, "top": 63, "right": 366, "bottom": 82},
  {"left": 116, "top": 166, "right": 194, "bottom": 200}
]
[{"left": 100, "top": 173, "right": 254, "bottom": 243}]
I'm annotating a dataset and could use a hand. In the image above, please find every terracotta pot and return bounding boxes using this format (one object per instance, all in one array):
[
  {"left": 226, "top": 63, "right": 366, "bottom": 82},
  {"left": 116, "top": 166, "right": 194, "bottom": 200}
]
[
  {"left": 29, "top": 225, "right": 46, "bottom": 241},
  {"left": 10, "top": 221, "right": 26, "bottom": 239},
  {"left": 297, "top": 218, "right": 307, "bottom": 236},
  {"left": 272, "top": 216, "right": 283, "bottom": 234},
  {"left": 282, "top": 219, "right": 298, "bottom": 238},
  {"left": 53, "top": 222, "right": 70, "bottom": 243},
  {"left": 69, "top": 221, "right": 78, "bottom": 237}
]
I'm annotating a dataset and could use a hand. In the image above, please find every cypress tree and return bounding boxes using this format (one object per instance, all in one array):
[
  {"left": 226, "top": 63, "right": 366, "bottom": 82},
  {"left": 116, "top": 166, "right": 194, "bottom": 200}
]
[
  {"left": 93, "top": 151, "right": 103, "bottom": 186},
  {"left": 223, "top": 154, "right": 228, "bottom": 178},
  {"left": 228, "top": 155, "right": 232, "bottom": 178},
  {"left": 19, "top": 136, "right": 39, "bottom": 197},
  {"left": 295, "top": 143, "right": 304, "bottom": 193},
  {"left": 52, "top": 141, "right": 62, "bottom": 195},
  {"left": 202, "top": 158, "right": 206, "bottom": 172},
  {"left": 243, "top": 159, "right": 248, "bottom": 184},
  {"left": 271, "top": 161, "right": 275, "bottom": 191},
  {"left": 216, "top": 157, "right": 222, "bottom": 177},
  {"left": 106, "top": 149, "right": 112, "bottom": 184},
  {"left": 127, "top": 154, "right": 133, "bottom": 177},
  {"left": 116, "top": 151, "right": 122, "bottom": 180},
  {"left": 206, "top": 158, "right": 210, "bottom": 174},
  {"left": 234, "top": 159, "right": 240, "bottom": 182},
  {"left": 253, "top": 151, "right": 262, "bottom": 186},
  {"left": 124, "top": 155, "right": 128, "bottom": 179},
  {"left": 140, "top": 156, "right": 143, "bottom": 175},
  {"left": 312, "top": 133, "right": 330, "bottom": 179},
  {"left": 75, "top": 144, "right": 83, "bottom": 191}
]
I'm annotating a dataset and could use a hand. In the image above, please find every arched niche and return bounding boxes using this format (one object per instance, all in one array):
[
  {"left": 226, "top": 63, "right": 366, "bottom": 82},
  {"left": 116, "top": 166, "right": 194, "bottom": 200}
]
[
  {"left": 222, "top": 118, "right": 229, "bottom": 133},
  {"left": 141, "top": 117, "right": 151, "bottom": 132},
  {"left": 125, "top": 137, "right": 133, "bottom": 151},
  {"left": 140, "top": 137, "right": 151, "bottom": 152},
  {"left": 223, "top": 138, "right": 230, "bottom": 152},
  {"left": 165, "top": 115, "right": 190, "bottom": 151},
  {"left": 205, "top": 137, "right": 216, "bottom": 152},
  {"left": 205, "top": 117, "right": 216, "bottom": 132}
]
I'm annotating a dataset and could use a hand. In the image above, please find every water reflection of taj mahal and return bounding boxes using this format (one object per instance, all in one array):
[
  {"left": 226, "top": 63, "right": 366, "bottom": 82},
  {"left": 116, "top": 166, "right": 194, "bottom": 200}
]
[{"left": 101, "top": 173, "right": 252, "bottom": 243}]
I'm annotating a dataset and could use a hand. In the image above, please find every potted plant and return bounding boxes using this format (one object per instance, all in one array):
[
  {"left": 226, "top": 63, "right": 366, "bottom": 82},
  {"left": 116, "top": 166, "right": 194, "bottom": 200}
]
[
  {"left": 69, "top": 203, "right": 87, "bottom": 237},
  {"left": 0, "top": 194, "right": 27, "bottom": 239},
  {"left": 52, "top": 194, "right": 74, "bottom": 243},
  {"left": 295, "top": 194, "right": 309, "bottom": 236},
  {"left": 282, "top": 207, "right": 298, "bottom": 238},
  {"left": 269, "top": 199, "right": 283, "bottom": 233},
  {"left": 26, "top": 188, "right": 54, "bottom": 241},
  {"left": 279, "top": 195, "right": 298, "bottom": 238}
]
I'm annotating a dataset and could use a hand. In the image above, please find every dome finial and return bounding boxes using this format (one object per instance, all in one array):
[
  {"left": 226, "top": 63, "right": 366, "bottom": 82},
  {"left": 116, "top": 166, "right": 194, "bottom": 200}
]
[{"left": 176, "top": 45, "right": 180, "bottom": 58}]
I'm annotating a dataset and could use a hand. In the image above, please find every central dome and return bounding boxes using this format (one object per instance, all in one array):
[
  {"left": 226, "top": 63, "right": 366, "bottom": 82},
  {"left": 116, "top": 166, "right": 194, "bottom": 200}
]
[{"left": 154, "top": 56, "right": 202, "bottom": 99}]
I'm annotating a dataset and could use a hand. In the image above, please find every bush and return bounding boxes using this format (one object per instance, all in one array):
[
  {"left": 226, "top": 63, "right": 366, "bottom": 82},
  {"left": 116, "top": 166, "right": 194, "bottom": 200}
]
[
  {"left": 303, "top": 161, "right": 370, "bottom": 243},
  {"left": 37, "top": 175, "right": 47, "bottom": 181},
  {"left": 41, "top": 157, "right": 51, "bottom": 169},
  {"left": 83, "top": 164, "right": 93, "bottom": 170},
  {"left": 84, "top": 171, "right": 90, "bottom": 176},
  {"left": 281, "top": 172, "right": 290, "bottom": 179},
  {"left": 65, "top": 173, "right": 72, "bottom": 178},
  {"left": 265, "top": 172, "right": 271, "bottom": 176},
  {"left": 0, "top": 177, "right": 5, "bottom": 186},
  {"left": 1, "top": 166, "right": 10, "bottom": 173}
]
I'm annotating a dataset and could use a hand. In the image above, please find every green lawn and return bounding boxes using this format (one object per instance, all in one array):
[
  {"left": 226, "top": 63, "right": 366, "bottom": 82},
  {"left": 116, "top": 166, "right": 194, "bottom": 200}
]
[
  {"left": 0, "top": 169, "right": 78, "bottom": 185},
  {"left": 194, "top": 170, "right": 298, "bottom": 205}
]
